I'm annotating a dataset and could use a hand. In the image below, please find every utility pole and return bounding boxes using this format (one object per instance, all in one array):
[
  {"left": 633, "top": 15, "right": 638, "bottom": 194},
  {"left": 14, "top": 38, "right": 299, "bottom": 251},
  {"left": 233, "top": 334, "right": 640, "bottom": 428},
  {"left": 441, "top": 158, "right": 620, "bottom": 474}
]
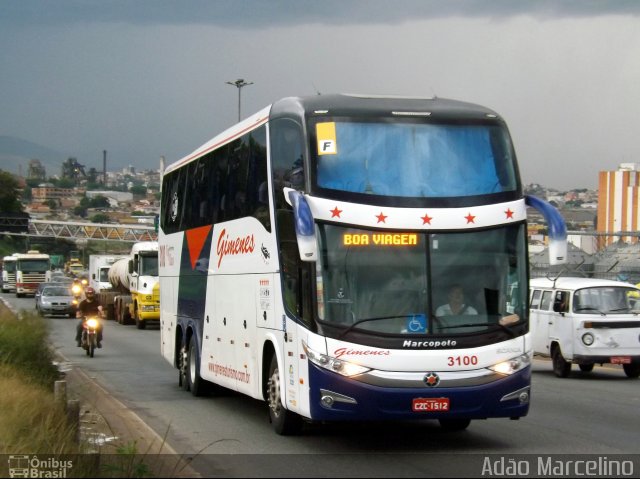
[{"left": 226, "top": 78, "right": 254, "bottom": 122}]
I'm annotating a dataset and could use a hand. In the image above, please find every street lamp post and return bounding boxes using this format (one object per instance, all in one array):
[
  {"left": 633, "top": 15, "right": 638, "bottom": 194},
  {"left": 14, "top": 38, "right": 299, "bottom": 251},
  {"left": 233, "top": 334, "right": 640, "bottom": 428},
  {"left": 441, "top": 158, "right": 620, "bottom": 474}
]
[{"left": 226, "top": 78, "right": 254, "bottom": 122}]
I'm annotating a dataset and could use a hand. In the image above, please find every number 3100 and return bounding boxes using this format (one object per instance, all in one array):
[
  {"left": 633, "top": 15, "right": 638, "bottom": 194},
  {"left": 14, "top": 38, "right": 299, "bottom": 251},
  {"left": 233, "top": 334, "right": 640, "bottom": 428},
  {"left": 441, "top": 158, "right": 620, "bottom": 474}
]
[{"left": 447, "top": 355, "right": 478, "bottom": 366}]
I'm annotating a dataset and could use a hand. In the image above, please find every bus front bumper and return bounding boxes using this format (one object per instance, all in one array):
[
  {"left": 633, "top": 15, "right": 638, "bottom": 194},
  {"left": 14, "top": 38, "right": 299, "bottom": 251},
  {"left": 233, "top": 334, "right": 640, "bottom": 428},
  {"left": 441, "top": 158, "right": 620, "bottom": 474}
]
[{"left": 307, "top": 363, "right": 531, "bottom": 422}]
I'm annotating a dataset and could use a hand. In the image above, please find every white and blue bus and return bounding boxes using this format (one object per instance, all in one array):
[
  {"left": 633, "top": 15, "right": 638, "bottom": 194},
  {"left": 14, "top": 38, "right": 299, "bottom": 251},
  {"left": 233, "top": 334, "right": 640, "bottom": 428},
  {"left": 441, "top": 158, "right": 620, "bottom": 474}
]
[{"left": 159, "top": 94, "right": 566, "bottom": 434}]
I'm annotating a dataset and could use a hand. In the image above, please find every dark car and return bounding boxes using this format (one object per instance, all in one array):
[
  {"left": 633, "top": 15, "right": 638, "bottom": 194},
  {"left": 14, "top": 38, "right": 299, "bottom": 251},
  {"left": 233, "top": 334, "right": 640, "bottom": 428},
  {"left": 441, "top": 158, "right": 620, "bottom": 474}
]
[{"left": 36, "top": 285, "right": 78, "bottom": 318}]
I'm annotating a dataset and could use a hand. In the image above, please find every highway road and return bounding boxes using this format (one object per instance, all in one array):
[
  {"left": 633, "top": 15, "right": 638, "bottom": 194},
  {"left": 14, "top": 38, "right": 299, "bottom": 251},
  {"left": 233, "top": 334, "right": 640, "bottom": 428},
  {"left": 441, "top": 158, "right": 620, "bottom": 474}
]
[{"left": 4, "top": 292, "right": 640, "bottom": 477}]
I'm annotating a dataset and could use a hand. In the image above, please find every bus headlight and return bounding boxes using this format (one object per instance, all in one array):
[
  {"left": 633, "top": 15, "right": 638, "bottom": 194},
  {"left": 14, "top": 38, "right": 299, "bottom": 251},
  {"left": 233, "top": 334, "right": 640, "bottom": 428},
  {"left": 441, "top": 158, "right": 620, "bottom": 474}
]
[
  {"left": 489, "top": 353, "right": 531, "bottom": 375},
  {"left": 582, "top": 333, "right": 595, "bottom": 346},
  {"left": 302, "top": 341, "right": 371, "bottom": 377}
]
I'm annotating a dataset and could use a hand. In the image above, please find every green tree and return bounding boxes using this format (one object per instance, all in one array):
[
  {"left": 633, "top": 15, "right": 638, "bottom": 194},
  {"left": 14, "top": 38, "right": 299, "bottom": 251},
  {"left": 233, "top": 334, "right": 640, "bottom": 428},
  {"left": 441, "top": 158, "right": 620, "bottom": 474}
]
[
  {"left": 73, "top": 205, "right": 87, "bottom": 218},
  {"left": 130, "top": 185, "right": 147, "bottom": 197},
  {"left": 90, "top": 213, "right": 110, "bottom": 223},
  {"left": 0, "top": 170, "right": 24, "bottom": 212},
  {"left": 89, "top": 195, "right": 110, "bottom": 208}
]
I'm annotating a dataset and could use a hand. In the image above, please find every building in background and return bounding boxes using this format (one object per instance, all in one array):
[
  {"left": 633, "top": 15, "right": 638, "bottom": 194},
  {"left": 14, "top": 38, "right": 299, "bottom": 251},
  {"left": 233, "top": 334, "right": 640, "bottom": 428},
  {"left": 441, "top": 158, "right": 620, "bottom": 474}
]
[{"left": 597, "top": 163, "right": 640, "bottom": 247}]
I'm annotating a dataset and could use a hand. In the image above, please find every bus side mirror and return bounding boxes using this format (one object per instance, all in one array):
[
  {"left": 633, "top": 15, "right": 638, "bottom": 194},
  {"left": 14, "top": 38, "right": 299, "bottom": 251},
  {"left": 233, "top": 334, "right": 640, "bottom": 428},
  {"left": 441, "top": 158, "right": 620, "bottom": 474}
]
[
  {"left": 284, "top": 188, "right": 317, "bottom": 262},
  {"left": 525, "top": 195, "right": 567, "bottom": 265}
]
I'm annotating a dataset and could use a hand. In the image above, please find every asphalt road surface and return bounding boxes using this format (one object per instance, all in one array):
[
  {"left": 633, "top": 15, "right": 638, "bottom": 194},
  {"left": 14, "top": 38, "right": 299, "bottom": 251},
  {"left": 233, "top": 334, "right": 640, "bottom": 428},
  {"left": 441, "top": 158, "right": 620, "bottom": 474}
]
[{"left": 5, "top": 292, "right": 639, "bottom": 477}]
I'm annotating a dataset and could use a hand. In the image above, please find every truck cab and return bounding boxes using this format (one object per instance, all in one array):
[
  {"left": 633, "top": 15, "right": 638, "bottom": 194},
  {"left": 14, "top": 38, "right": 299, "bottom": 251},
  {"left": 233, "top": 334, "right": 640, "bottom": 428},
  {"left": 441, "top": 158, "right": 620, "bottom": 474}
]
[{"left": 530, "top": 277, "right": 640, "bottom": 378}]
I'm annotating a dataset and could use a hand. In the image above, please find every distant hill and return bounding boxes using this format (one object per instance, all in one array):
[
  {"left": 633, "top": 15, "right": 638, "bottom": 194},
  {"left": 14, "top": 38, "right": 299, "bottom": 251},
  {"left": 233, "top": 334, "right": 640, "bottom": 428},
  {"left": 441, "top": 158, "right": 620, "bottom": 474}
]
[{"left": 0, "top": 136, "right": 69, "bottom": 176}]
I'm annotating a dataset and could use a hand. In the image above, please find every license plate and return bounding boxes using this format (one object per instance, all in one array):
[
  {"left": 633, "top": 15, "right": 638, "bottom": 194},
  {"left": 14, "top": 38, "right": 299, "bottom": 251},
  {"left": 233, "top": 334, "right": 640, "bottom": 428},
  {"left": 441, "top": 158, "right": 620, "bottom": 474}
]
[
  {"left": 611, "top": 356, "right": 631, "bottom": 364},
  {"left": 412, "top": 398, "right": 450, "bottom": 412}
]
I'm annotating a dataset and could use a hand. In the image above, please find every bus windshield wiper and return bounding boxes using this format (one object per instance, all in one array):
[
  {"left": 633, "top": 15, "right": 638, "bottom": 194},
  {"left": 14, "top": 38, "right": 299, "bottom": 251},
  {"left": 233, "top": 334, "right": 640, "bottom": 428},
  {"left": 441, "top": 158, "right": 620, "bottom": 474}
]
[
  {"left": 337, "top": 315, "right": 408, "bottom": 339},
  {"left": 437, "top": 321, "right": 516, "bottom": 337}
]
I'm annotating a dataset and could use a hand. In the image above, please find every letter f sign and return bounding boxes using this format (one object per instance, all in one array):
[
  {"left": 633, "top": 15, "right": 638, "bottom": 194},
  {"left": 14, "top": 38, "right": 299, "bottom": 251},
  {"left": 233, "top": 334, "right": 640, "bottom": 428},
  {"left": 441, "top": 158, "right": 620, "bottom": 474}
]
[{"left": 320, "top": 140, "right": 336, "bottom": 154}]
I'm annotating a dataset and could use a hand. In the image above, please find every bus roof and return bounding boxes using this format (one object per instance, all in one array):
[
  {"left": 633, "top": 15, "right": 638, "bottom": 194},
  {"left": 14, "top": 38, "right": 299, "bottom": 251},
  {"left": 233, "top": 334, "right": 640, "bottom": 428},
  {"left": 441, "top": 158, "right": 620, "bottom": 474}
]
[
  {"left": 270, "top": 93, "right": 502, "bottom": 121},
  {"left": 164, "top": 93, "right": 504, "bottom": 175}
]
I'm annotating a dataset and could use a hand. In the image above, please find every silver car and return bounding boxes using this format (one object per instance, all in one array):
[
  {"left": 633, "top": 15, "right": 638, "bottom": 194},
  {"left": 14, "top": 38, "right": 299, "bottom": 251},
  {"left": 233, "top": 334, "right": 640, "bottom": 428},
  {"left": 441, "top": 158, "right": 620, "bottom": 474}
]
[{"left": 36, "top": 285, "right": 78, "bottom": 318}]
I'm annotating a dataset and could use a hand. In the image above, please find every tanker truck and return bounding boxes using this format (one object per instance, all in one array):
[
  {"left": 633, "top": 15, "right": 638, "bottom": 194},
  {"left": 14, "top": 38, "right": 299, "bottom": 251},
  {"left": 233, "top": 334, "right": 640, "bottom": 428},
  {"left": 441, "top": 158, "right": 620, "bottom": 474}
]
[{"left": 97, "top": 242, "right": 159, "bottom": 329}]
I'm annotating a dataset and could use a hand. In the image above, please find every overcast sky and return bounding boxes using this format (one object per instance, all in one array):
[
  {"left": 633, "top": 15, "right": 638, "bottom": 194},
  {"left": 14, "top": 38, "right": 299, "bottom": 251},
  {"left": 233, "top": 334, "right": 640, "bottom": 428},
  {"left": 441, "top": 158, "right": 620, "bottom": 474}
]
[{"left": 1, "top": 0, "right": 639, "bottom": 190}]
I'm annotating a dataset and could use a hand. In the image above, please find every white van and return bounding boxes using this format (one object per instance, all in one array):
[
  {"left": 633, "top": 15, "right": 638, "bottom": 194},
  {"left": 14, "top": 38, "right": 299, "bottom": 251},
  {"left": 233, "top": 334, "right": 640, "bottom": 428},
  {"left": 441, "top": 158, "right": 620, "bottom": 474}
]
[{"left": 529, "top": 277, "right": 640, "bottom": 378}]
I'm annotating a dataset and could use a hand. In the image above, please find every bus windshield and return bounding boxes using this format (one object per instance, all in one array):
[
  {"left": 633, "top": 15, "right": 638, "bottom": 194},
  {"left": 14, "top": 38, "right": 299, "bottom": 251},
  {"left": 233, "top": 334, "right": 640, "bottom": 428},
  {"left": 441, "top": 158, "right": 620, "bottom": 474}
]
[
  {"left": 315, "top": 223, "right": 527, "bottom": 336},
  {"left": 313, "top": 119, "right": 517, "bottom": 198}
]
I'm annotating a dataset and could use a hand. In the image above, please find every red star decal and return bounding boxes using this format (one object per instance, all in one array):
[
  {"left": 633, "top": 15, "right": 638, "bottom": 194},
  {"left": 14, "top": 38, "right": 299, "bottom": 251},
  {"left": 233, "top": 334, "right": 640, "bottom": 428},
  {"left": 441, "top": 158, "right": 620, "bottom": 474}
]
[
  {"left": 376, "top": 212, "right": 387, "bottom": 223},
  {"left": 426, "top": 375, "right": 438, "bottom": 386},
  {"left": 465, "top": 213, "right": 476, "bottom": 224},
  {"left": 330, "top": 206, "right": 342, "bottom": 218},
  {"left": 421, "top": 213, "right": 433, "bottom": 225},
  {"left": 505, "top": 208, "right": 514, "bottom": 219}
]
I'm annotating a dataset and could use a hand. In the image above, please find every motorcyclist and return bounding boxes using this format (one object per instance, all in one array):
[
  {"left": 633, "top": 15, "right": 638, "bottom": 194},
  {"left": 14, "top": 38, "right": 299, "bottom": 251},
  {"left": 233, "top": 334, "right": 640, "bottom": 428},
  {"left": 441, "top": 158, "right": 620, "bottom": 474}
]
[{"left": 75, "top": 287, "right": 104, "bottom": 348}]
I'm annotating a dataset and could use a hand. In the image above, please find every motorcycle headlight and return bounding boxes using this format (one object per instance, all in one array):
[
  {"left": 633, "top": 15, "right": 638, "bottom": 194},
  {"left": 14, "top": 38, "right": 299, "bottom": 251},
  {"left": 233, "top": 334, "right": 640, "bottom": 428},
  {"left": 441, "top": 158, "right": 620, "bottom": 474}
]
[
  {"left": 302, "top": 341, "right": 371, "bottom": 377},
  {"left": 86, "top": 318, "right": 99, "bottom": 329},
  {"left": 489, "top": 353, "right": 531, "bottom": 375},
  {"left": 72, "top": 285, "right": 82, "bottom": 295}
]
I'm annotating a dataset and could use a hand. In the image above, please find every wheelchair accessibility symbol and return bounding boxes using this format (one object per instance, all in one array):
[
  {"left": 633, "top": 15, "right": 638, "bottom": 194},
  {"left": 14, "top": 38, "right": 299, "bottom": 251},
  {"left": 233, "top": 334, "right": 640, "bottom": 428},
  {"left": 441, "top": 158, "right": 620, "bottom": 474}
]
[{"left": 406, "top": 314, "right": 427, "bottom": 333}]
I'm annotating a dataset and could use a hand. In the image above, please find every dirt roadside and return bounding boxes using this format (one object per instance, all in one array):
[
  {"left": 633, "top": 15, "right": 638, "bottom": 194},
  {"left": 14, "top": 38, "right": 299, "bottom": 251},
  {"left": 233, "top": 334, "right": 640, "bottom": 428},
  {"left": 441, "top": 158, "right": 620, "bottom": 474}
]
[
  {"left": 60, "top": 357, "right": 201, "bottom": 478},
  {"left": 1, "top": 298, "right": 201, "bottom": 478}
]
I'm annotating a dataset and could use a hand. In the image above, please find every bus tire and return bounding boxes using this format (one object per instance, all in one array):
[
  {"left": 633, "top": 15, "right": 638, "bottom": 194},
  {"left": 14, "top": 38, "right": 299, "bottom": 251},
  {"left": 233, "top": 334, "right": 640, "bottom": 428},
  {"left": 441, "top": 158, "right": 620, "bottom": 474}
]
[
  {"left": 551, "top": 345, "right": 571, "bottom": 378},
  {"left": 578, "top": 363, "right": 594, "bottom": 372},
  {"left": 187, "top": 335, "right": 204, "bottom": 396},
  {"left": 267, "top": 355, "right": 302, "bottom": 435},
  {"left": 623, "top": 363, "right": 640, "bottom": 379},
  {"left": 178, "top": 343, "right": 189, "bottom": 391},
  {"left": 439, "top": 418, "right": 471, "bottom": 431}
]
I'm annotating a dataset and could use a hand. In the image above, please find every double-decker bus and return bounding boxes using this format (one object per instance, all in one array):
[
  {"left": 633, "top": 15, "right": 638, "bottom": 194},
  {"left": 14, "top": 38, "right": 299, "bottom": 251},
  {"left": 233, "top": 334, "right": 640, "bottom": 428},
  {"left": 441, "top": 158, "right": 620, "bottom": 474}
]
[{"left": 159, "top": 94, "right": 566, "bottom": 434}]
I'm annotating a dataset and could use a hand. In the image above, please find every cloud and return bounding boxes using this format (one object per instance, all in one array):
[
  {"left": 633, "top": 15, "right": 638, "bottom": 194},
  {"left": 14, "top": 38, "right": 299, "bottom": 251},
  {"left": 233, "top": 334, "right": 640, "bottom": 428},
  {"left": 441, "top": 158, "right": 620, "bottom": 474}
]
[{"left": 3, "top": 0, "right": 640, "bottom": 29}]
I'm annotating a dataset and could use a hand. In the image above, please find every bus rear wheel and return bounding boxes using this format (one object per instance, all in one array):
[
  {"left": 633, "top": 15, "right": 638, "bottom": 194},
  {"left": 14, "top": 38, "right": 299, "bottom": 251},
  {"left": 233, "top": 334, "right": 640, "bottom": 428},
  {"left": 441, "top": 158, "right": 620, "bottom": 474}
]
[
  {"left": 178, "top": 343, "right": 189, "bottom": 391},
  {"left": 267, "top": 355, "right": 302, "bottom": 435},
  {"left": 187, "top": 336, "right": 204, "bottom": 396}
]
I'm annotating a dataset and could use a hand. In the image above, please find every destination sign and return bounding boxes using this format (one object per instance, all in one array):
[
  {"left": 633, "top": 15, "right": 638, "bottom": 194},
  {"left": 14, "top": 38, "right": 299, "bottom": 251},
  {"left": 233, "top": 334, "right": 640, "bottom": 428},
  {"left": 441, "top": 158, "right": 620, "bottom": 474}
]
[{"left": 343, "top": 233, "right": 419, "bottom": 246}]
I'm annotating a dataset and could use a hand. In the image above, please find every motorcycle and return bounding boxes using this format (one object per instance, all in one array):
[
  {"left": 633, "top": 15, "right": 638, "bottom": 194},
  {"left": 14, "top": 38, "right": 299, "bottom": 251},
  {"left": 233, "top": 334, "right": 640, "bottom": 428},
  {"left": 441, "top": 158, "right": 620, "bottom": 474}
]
[{"left": 81, "top": 316, "right": 100, "bottom": 358}]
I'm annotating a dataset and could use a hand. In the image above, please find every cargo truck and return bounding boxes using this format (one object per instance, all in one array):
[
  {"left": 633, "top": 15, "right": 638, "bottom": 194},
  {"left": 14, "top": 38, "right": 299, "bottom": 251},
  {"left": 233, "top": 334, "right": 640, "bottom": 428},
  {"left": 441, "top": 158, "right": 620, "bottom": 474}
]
[
  {"left": 15, "top": 250, "right": 51, "bottom": 297},
  {"left": 97, "top": 242, "right": 159, "bottom": 329}
]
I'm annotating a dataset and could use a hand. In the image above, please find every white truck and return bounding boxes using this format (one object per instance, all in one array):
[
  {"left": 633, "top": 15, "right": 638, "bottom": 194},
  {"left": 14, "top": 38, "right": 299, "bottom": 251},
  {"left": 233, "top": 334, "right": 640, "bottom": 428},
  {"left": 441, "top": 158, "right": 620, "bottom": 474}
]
[
  {"left": 89, "top": 254, "right": 127, "bottom": 292},
  {"left": 530, "top": 276, "right": 640, "bottom": 378},
  {"left": 14, "top": 250, "right": 51, "bottom": 297},
  {"left": 2, "top": 254, "right": 18, "bottom": 293},
  {"left": 97, "top": 242, "right": 159, "bottom": 329}
]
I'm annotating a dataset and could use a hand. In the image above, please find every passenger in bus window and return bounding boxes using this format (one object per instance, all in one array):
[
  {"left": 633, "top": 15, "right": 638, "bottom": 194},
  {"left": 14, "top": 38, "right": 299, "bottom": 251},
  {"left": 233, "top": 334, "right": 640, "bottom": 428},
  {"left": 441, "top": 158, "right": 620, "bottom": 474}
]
[{"left": 436, "top": 284, "right": 478, "bottom": 317}]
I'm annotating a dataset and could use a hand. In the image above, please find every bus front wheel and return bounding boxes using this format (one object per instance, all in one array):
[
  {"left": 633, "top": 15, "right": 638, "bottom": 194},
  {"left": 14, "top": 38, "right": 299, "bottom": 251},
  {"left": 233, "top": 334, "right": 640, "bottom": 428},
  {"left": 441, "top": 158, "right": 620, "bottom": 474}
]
[{"left": 267, "top": 355, "right": 302, "bottom": 435}]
